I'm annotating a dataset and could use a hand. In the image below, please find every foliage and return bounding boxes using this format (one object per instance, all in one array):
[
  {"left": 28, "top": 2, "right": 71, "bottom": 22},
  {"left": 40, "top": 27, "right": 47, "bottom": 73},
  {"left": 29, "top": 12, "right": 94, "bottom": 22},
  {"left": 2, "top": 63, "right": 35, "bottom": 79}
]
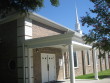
[
  {"left": 0, "top": 0, "right": 59, "bottom": 18},
  {"left": 81, "top": 0, "right": 110, "bottom": 54},
  {"left": 76, "top": 69, "right": 110, "bottom": 79}
]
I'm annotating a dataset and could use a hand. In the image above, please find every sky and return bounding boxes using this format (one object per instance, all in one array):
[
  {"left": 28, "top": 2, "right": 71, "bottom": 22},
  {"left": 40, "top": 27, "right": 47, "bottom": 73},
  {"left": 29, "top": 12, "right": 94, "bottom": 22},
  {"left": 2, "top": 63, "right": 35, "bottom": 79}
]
[{"left": 36, "top": 0, "right": 94, "bottom": 34}]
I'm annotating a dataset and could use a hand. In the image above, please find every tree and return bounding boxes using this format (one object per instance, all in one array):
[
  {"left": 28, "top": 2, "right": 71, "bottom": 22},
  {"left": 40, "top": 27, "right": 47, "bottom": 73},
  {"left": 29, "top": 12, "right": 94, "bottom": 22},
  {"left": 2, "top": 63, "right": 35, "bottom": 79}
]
[
  {"left": 0, "top": 0, "right": 59, "bottom": 18},
  {"left": 81, "top": 0, "right": 110, "bottom": 57}
]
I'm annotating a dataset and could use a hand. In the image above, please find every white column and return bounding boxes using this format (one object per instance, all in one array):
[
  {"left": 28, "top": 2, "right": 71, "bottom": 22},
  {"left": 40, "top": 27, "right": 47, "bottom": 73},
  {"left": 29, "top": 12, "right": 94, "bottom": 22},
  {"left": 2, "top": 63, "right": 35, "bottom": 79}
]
[
  {"left": 62, "top": 51, "right": 66, "bottom": 80},
  {"left": 105, "top": 53, "right": 109, "bottom": 69},
  {"left": 68, "top": 44, "right": 75, "bottom": 83},
  {"left": 24, "top": 47, "right": 33, "bottom": 83},
  {"left": 27, "top": 48, "right": 33, "bottom": 83},
  {"left": 93, "top": 48, "right": 99, "bottom": 80},
  {"left": 23, "top": 43, "right": 26, "bottom": 83}
]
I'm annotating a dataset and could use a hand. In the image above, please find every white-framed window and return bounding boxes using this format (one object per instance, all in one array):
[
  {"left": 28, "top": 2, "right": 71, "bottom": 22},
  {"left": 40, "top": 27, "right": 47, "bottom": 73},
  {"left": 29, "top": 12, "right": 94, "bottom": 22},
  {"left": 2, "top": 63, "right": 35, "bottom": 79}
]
[
  {"left": 87, "top": 50, "right": 90, "bottom": 65},
  {"left": 73, "top": 51, "right": 78, "bottom": 67}
]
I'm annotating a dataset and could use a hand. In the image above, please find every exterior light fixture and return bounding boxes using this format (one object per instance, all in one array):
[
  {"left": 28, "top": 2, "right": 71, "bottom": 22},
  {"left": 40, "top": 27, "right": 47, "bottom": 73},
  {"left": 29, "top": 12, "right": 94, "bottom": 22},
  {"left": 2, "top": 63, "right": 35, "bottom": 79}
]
[{"left": 36, "top": 48, "right": 39, "bottom": 52}]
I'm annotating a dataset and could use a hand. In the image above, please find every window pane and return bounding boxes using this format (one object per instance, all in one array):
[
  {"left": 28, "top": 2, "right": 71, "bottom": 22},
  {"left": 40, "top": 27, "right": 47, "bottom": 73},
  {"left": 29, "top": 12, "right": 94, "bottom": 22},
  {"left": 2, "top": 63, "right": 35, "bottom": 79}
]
[
  {"left": 74, "top": 52, "right": 77, "bottom": 67},
  {"left": 87, "top": 50, "right": 90, "bottom": 65}
]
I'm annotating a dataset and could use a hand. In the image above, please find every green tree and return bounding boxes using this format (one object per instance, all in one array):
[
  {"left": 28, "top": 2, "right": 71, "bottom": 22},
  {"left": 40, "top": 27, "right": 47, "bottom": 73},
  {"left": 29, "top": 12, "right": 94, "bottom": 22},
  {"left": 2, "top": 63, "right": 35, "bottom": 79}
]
[
  {"left": 81, "top": 0, "right": 110, "bottom": 56},
  {"left": 0, "top": 0, "right": 59, "bottom": 17}
]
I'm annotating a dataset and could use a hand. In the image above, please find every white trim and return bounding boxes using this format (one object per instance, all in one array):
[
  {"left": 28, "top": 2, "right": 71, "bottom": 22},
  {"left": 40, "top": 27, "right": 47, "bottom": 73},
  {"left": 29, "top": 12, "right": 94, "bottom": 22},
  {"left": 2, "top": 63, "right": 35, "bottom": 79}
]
[
  {"left": 0, "top": 12, "right": 84, "bottom": 38},
  {"left": 0, "top": 12, "right": 74, "bottom": 33},
  {"left": 62, "top": 51, "right": 66, "bottom": 79},
  {"left": 68, "top": 44, "right": 75, "bottom": 83},
  {"left": 24, "top": 18, "right": 32, "bottom": 40},
  {"left": 72, "top": 41, "right": 92, "bottom": 48},
  {"left": 28, "top": 48, "right": 33, "bottom": 83},
  {"left": 25, "top": 32, "right": 74, "bottom": 48},
  {"left": 29, "top": 13, "right": 74, "bottom": 32},
  {"left": 24, "top": 33, "right": 92, "bottom": 51},
  {"left": 22, "top": 43, "right": 26, "bottom": 83},
  {"left": 27, "top": 48, "right": 31, "bottom": 83}
]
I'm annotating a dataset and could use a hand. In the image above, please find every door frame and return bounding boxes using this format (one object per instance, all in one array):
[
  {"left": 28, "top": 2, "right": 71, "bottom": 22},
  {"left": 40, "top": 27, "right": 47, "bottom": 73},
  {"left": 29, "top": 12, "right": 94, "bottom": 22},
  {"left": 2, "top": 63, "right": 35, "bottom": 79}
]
[{"left": 41, "top": 53, "right": 56, "bottom": 83}]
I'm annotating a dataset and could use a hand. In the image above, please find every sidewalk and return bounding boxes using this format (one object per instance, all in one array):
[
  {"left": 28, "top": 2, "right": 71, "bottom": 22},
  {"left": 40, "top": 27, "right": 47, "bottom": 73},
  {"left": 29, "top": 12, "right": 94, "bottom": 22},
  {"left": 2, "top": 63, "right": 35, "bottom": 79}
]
[{"left": 64, "top": 77, "right": 110, "bottom": 83}]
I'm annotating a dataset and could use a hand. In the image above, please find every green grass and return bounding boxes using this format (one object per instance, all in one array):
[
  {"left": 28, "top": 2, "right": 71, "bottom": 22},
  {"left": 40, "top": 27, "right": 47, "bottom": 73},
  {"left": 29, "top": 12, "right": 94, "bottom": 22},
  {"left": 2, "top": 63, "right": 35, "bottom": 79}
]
[{"left": 75, "top": 69, "right": 110, "bottom": 79}]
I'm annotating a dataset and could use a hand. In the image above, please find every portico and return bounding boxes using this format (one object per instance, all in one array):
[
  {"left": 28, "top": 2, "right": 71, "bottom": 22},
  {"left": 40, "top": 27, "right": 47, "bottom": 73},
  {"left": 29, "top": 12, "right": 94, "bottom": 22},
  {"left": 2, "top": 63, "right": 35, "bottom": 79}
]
[{"left": 23, "top": 32, "right": 99, "bottom": 83}]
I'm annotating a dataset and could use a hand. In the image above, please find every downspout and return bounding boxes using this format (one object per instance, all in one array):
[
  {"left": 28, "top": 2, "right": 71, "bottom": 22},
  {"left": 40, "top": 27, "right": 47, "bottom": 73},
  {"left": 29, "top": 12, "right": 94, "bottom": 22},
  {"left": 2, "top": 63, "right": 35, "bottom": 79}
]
[{"left": 23, "top": 43, "right": 26, "bottom": 83}]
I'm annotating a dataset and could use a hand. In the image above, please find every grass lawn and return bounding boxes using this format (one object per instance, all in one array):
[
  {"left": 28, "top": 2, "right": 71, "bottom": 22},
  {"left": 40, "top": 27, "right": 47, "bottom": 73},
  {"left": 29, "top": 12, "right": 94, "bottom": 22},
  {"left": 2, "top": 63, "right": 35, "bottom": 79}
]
[{"left": 75, "top": 69, "right": 110, "bottom": 79}]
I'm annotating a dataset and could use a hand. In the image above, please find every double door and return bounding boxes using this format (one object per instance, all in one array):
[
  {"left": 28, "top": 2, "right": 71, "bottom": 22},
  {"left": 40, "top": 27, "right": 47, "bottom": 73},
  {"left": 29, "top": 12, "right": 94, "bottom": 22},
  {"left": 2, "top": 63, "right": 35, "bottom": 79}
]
[{"left": 41, "top": 53, "right": 56, "bottom": 83}]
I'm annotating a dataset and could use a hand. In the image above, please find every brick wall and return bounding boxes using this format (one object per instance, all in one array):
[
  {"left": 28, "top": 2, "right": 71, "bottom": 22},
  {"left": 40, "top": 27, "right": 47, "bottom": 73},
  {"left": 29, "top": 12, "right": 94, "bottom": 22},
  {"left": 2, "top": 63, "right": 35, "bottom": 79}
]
[
  {"left": 64, "top": 52, "right": 70, "bottom": 78},
  {"left": 64, "top": 50, "right": 94, "bottom": 78},
  {"left": 98, "top": 50, "right": 106, "bottom": 71},
  {"left": 101, "top": 58, "right": 106, "bottom": 71},
  {"left": 33, "top": 47, "right": 63, "bottom": 83},
  {"left": 109, "top": 58, "right": 110, "bottom": 69},
  {"left": 75, "top": 51, "right": 83, "bottom": 76},
  {"left": 85, "top": 50, "right": 94, "bottom": 74},
  {"left": 96, "top": 50, "right": 101, "bottom": 72},
  {"left": 32, "top": 20, "right": 64, "bottom": 38},
  {"left": 0, "top": 20, "right": 18, "bottom": 83},
  {"left": 75, "top": 50, "right": 94, "bottom": 76}
]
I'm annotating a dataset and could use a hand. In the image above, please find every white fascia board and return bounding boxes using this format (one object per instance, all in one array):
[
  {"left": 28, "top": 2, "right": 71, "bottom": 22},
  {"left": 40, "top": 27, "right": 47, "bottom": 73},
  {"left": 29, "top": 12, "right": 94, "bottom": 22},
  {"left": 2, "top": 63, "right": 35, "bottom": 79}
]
[
  {"left": 0, "top": 12, "right": 73, "bottom": 33},
  {"left": 0, "top": 12, "right": 75, "bottom": 34},
  {"left": 25, "top": 32, "right": 74, "bottom": 48},
  {"left": 0, "top": 13, "right": 24, "bottom": 24},
  {"left": 27, "top": 39, "right": 72, "bottom": 48},
  {"left": 29, "top": 13, "right": 74, "bottom": 32},
  {"left": 72, "top": 41, "right": 92, "bottom": 49}
]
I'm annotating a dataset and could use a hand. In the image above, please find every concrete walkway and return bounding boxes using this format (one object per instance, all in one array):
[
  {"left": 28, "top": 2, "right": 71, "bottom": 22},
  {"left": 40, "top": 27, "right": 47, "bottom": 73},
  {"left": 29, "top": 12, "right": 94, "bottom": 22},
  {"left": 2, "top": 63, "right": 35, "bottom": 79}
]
[{"left": 64, "top": 77, "right": 110, "bottom": 83}]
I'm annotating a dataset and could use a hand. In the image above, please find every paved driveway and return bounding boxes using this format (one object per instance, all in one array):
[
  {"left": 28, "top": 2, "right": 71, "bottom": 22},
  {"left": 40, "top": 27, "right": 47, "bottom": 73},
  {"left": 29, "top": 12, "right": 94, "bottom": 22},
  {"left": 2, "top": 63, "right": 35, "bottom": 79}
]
[{"left": 64, "top": 77, "right": 110, "bottom": 83}]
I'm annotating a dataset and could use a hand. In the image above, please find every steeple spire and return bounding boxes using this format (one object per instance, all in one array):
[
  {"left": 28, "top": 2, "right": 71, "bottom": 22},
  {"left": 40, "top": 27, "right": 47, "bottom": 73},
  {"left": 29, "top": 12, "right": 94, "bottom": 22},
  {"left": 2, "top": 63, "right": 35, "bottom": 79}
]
[{"left": 75, "top": 4, "right": 82, "bottom": 34}]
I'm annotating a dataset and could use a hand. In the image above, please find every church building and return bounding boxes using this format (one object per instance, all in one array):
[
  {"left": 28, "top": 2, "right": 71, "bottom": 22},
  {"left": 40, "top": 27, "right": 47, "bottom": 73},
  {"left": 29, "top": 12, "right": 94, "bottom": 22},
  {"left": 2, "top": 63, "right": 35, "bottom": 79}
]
[{"left": 0, "top": 8, "right": 110, "bottom": 83}]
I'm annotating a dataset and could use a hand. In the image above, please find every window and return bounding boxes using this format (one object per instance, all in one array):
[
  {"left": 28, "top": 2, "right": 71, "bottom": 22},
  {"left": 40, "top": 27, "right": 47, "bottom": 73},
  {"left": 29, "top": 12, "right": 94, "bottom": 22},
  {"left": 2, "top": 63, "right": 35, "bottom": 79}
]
[
  {"left": 102, "top": 58, "right": 105, "bottom": 64},
  {"left": 74, "top": 51, "right": 78, "bottom": 67},
  {"left": 87, "top": 50, "right": 90, "bottom": 65}
]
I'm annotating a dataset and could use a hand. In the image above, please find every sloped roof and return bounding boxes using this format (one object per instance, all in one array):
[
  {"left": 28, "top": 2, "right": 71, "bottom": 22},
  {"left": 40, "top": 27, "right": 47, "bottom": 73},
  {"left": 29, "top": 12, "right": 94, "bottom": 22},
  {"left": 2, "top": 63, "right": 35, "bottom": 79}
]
[{"left": 0, "top": 12, "right": 82, "bottom": 37}]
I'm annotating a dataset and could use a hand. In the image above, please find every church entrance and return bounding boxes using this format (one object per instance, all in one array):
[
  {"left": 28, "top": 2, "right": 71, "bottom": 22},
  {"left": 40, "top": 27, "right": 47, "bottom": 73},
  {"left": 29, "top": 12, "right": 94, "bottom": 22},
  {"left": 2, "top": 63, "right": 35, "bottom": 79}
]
[{"left": 41, "top": 53, "right": 56, "bottom": 83}]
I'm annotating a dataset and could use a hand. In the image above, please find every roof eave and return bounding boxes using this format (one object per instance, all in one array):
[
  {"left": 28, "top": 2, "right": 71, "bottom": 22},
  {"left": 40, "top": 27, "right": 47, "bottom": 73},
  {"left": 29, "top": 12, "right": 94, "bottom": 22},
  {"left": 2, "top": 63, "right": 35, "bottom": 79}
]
[{"left": 29, "top": 13, "right": 74, "bottom": 32}]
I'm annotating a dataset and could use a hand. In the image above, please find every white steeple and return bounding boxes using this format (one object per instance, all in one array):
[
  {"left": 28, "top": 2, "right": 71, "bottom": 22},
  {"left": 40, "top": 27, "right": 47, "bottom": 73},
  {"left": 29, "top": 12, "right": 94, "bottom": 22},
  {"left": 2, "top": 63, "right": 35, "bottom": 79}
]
[{"left": 75, "top": 6, "right": 82, "bottom": 34}]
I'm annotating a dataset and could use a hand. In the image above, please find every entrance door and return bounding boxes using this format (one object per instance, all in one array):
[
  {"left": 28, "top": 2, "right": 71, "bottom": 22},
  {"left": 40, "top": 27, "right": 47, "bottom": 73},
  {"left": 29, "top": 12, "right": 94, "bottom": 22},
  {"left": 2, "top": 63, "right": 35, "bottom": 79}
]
[{"left": 41, "top": 53, "right": 56, "bottom": 83}]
